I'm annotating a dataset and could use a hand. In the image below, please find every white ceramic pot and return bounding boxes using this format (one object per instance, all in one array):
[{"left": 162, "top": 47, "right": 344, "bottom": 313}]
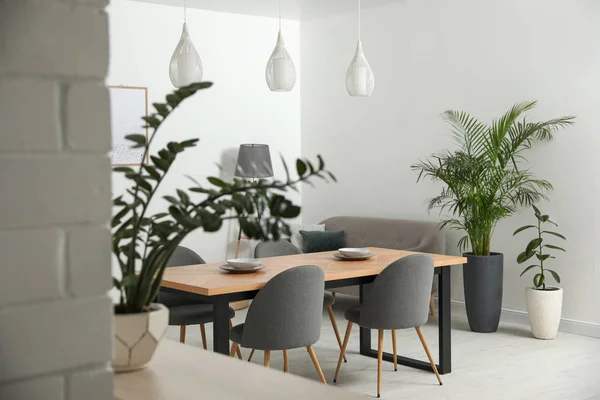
[
  {"left": 525, "top": 287, "right": 563, "bottom": 340},
  {"left": 113, "top": 303, "right": 169, "bottom": 372}
]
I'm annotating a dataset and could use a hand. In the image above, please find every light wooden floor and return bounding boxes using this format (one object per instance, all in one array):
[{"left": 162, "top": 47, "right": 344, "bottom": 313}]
[{"left": 164, "top": 294, "right": 600, "bottom": 399}]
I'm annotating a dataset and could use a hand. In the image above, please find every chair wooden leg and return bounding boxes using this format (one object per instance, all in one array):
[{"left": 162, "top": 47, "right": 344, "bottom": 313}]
[
  {"left": 327, "top": 306, "right": 346, "bottom": 362},
  {"left": 430, "top": 295, "right": 436, "bottom": 317},
  {"left": 200, "top": 324, "right": 207, "bottom": 350},
  {"left": 306, "top": 346, "right": 327, "bottom": 384},
  {"left": 415, "top": 326, "right": 443, "bottom": 386},
  {"left": 229, "top": 342, "right": 239, "bottom": 357},
  {"left": 228, "top": 320, "right": 242, "bottom": 359},
  {"left": 283, "top": 349, "right": 289, "bottom": 372},
  {"left": 392, "top": 329, "right": 398, "bottom": 371},
  {"left": 333, "top": 322, "right": 353, "bottom": 383},
  {"left": 263, "top": 350, "right": 270, "bottom": 367},
  {"left": 377, "top": 329, "right": 384, "bottom": 398},
  {"left": 179, "top": 325, "right": 186, "bottom": 343},
  {"left": 248, "top": 349, "right": 255, "bottom": 362}
]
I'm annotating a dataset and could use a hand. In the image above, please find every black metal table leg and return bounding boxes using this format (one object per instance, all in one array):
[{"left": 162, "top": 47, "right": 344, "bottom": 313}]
[
  {"left": 359, "top": 283, "right": 371, "bottom": 354},
  {"left": 438, "top": 266, "right": 452, "bottom": 374},
  {"left": 212, "top": 295, "right": 231, "bottom": 355}
]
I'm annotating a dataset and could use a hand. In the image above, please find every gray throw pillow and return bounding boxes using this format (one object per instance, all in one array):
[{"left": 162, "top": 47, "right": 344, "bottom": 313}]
[
  {"left": 299, "top": 230, "right": 346, "bottom": 253},
  {"left": 290, "top": 223, "right": 325, "bottom": 250}
]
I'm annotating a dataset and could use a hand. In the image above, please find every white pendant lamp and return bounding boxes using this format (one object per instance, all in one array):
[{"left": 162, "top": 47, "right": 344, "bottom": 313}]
[
  {"left": 346, "top": 0, "right": 374, "bottom": 97},
  {"left": 265, "top": 0, "right": 296, "bottom": 92},
  {"left": 169, "top": 0, "right": 203, "bottom": 88}
]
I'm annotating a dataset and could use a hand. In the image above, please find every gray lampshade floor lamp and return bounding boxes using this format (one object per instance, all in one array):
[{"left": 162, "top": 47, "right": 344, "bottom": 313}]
[{"left": 233, "top": 144, "right": 274, "bottom": 258}]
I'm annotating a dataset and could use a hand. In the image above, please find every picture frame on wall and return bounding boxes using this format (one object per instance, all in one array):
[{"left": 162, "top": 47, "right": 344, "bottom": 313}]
[{"left": 108, "top": 85, "right": 149, "bottom": 166}]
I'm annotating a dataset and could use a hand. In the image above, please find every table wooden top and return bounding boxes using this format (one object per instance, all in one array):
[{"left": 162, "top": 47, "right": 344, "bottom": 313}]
[
  {"left": 161, "top": 247, "right": 466, "bottom": 297},
  {"left": 115, "top": 339, "right": 369, "bottom": 400}
]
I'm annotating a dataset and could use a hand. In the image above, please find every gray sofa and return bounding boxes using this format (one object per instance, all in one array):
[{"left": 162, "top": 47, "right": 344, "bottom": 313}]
[{"left": 320, "top": 216, "right": 445, "bottom": 296}]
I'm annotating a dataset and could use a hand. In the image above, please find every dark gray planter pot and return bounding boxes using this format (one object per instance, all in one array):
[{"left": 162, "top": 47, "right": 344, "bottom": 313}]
[{"left": 463, "top": 252, "right": 503, "bottom": 333}]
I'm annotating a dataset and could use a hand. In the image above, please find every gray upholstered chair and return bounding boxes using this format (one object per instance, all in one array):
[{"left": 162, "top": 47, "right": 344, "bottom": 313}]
[
  {"left": 157, "top": 246, "right": 241, "bottom": 358},
  {"left": 320, "top": 216, "right": 444, "bottom": 316},
  {"left": 228, "top": 265, "right": 327, "bottom": 384},
  {"left": 253, "top": 240, "right": 346, "bottom": 362},
  {"left": 333, "top": 254, "right": 442, "bottom": 397}
]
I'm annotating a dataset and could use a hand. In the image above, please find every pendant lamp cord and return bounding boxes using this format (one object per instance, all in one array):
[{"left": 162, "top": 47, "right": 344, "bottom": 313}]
[
  {"left": 184, "top": 0, "right": 187, "bottom": 23},
  {"left": 278, "top": 0, "right": 281, "bottom": 32},
  {"left": 357, "top": 0, "right": 361, "bottom": 41}
]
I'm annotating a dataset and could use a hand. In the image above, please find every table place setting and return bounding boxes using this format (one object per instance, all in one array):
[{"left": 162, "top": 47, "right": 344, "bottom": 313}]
[
  {"left": 219, "top": 258, "right": 266, "bottom": 274},
  {"left": 333, "top": 247, "right": 375, "bottom": 261}
]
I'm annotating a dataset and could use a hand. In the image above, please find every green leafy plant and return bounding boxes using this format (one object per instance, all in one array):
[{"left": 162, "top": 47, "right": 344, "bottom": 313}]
[
  {"left": 514, "top": 205, "right": 566, "bottom": 290},
  {"left": 112, "top": 82, "right": 336, "bottom": 314},
  {"left": 411, "top": 101, "right": 574, "bottom": 255}
]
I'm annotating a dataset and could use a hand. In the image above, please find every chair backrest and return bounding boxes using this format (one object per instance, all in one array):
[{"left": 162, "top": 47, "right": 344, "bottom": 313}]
[
  {"left": 254, "top": 240, "right": 302, "bottom": 258},
  {"left": 241, "top": 265, "right": 324, "bottom": 350},
  {"left": 167, "top": 245, "right": 205, "bottom": 267},
  {"left": 360, "top": 254, "right": 434, "bottom": 330},
  {"left": 158, "top": 246, "right": 205, "bottom": 306}
]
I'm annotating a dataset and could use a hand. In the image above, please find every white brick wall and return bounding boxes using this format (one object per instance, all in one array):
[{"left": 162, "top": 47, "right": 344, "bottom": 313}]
[{"left": 0, "top": 0, "right": 113, "bottom": 398}]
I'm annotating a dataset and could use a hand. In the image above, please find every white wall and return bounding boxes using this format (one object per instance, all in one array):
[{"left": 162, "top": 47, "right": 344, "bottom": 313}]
[
  {"left": 0, "top": 0, "right": 113, "bottom": 398},
  {"left": 108, "top": 0, "right": 301, "bottom": 265},
  {"left": 301, "top": 0, "right": 600, "bottom": 328}
]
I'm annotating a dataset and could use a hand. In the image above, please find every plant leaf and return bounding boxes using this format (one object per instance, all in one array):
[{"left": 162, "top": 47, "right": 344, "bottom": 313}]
[
  {"left": 519, "top": 264, "right": 539, "bottom": 277},
  {"left": 143, "top": 165, "right": 161, "bottom": 180},
  {"left": 180, "top": 139, "right": 199, "bottom": 147},
  {"left": 526, "top": 238, "right": 542, "bottom": 253},
  {"left": 166, "top": 94, "right": 181, "bottom": 107},
  {"left": 153, "top": 103, "right": 169, "bottom": 117},
  {"left": 125, "top": 134, "right": 147, "bottom": 146},
  {"left": 546, "top": 269, "right": 561, "bottom": 284},
  {"left": 543, "top": 231, "right": 566, "bottom": 241},
  {"left": 167, "top": 142, "right": 183, "bottom": 153},
  {"left": 535, "top": 253, "right": 551, "bottom": 261},
  {"left": 164, "top": 195, "right": 179, "bottom": 205},
  {"left": 513, "top": 225, "right": 536, "bottom": 236},
  {"left": 113, "top": 277, "right": 122, "bottom": 289},
  {"left": 142, "top": 115, "right": 161, "bottom": 128},
  {"left": 177, "top": 189, "right": 190, "bottom": 205},
  {"left": 114, "top": 166, "right": 135, "bottom": 174},
  {"left": 536, "top": 214, "right": 550, "bottom": 222},
  {"left": 296, "top": 159, "right": 307, "bottom": 176},
  {"left": 533, "top": 273, "right": 544, "bottom": 288},
  {"left": 121, "top": 274, "right": 139, "bottom": 288},
  {"left": 544, "top": 244, "right": 566, "bottom": 252},
  {"left": 207, "top": 177, "right": 227, "bottom": 188},
  {"left": 517, "top": 251, "right": 535, "bottom": 264},
  {"left": 151, "top": 155, "right": 170, "bottom": 171}
]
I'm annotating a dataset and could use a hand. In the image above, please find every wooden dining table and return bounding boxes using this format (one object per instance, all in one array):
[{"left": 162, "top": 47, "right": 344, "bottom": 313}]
[{"left": 160, "top": 247, "right": 466, "bottom": 375}]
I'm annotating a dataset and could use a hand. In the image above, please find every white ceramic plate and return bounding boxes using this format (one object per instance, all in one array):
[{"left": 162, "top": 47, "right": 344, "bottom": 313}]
[
  {"left": 219, "top": 264, "right": 265, "bottom": 274},
  {"left": 338, "top": 247, "right": 370, "bottom": 257},
  {"left": 333, "top": 253, "right": 375, "bottom": 261},
  {"left": 226, "top": 258, "right": 263, "bottom": 269}
]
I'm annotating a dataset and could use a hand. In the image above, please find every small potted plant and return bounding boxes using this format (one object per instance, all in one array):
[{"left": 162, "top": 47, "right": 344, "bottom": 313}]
[
  {"left": 514, "top": 205, "right": 566, "bottom": 339},
  {"left": 112, "top": 82, "right": 335, "bottom": 371}
]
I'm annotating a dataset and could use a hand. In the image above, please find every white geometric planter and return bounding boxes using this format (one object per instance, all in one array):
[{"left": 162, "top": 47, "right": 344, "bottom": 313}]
[
  {"left": 525, "top": 287, "right": 563, "bottom": 340},
  {"left": 113, "top": 303, "right": 169, "bottom": 372}
]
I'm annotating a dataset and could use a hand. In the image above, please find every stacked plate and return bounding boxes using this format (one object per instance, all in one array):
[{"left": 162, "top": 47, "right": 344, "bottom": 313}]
[
  {"left": 334, "top": 248, "right": 375, "bottom": 261},
  {"left": 219, "top": 258, "right": 265, "bottom": 274}
]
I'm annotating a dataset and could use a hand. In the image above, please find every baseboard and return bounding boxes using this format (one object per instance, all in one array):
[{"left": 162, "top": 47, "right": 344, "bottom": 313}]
[{"left": 436, "top": 298, "right": 600, "bottom": 339}]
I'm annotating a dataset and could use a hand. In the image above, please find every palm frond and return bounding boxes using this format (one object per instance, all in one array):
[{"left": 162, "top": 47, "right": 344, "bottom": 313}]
[{"left": 413, "top": 101, "right": 573, "bottom": 255}]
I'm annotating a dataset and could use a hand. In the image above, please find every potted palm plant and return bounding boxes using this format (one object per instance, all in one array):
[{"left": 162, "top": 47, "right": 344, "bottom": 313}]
[
  {"left": 112, "top": 82, "right": 335, "bottom": 371},
  {"left": 514, "top": 206, "right": 566, "bottom": 339},
  {"left": 411, "top": 101, "right": 573, "bottom": 332}
]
